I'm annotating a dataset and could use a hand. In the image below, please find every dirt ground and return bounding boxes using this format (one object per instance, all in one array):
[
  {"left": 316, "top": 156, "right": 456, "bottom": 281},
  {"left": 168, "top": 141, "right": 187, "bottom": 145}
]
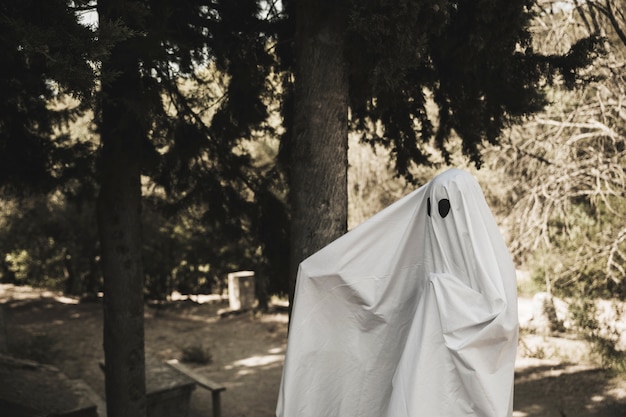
[{"left": 1, "top": 284, "right": 626, "bottom": 417}]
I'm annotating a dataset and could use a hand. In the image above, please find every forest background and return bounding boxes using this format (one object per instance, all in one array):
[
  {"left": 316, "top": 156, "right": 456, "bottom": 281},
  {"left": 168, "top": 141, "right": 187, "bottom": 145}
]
[{"left": 0, "top": 0, "right": 625, "bottom": 415}]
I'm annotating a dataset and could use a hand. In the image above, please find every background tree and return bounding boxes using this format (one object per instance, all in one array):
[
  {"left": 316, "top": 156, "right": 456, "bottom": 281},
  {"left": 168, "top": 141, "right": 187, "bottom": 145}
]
[
  {"left": 0, "top": 0, "right": 104, "bottom": 296},
  {"left": 492, "top": 0, "right": 625, "bottom": 298},
  {"left": 96, "top": 0, "right": 148, "bottom": 414},
  {"left": 2, "top": 1, "right": 285, "bottom": 415},
  {"left": 286, "top": 0, "right": 349, "bottom": 304},
  {"left": 0, "top": 194, "right": 100, "bottom": 294},
  {"left": 93, "top": 1, "right": 281, "bottom": 414},
  {"left": 0, "top": 0, "right": 97, "bottom": 192}
]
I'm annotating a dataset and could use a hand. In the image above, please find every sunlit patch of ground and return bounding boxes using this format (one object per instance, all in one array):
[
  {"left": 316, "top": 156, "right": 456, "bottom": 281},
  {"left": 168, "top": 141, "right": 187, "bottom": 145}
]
[{"left": 0, "top": 283, "right": 80, "bottom": 304}]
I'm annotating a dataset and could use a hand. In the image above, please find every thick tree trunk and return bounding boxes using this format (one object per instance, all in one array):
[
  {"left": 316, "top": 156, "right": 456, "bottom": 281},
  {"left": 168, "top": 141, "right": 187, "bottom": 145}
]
[
  {"left": 97, "top": 136, "right": 146, "bottom": 417},
  {"left": 289, "top": 0, "right": 349, "bottom": 306},
  {"left": 97, "top": 1, "right": 147, "bottom": 416}
]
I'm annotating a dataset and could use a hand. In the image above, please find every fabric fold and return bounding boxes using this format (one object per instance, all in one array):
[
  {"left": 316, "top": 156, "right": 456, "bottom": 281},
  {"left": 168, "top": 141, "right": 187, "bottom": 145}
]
[{"left": 277, "top": 168, "right": 518, "bottom": 417}]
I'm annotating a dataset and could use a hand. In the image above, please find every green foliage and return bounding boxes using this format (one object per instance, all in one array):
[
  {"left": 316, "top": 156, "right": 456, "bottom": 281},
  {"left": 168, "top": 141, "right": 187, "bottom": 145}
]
[
  {"left": 524, "top": 198, "right": 626, "bottom": 299},
  {"left": 0, "top": 193, "right": 100, "bottom": 295},
  {"left": 0, "top": 0, "right": 291, "bottom": 299},
  {"left": 142, "top": 197, "right": 251, "bottom": 300},
  {"left": 95, "top": 0, "right": 290, "bottom": 298},
  {"left": 0, "top": 0, "right": 611, "bottom": 307},
  {"left": 180, "top": 343, "right": 213, "bottom": 365},
  {"left": 344, "top": 0, "right": 603, "bottom": 181},
  {"left": 506, "top": 116, "right": 626, "bottom": 299},
  {"left": 493, "top": 0, "right": 626, "bottom": 302},
  {"left": 493, "top": 0, "right": 626, "bottom": 366},
  {"left": 0, "top": 187, "right": 274, "bottom": 300},
  {"left": 0, "top": 0, "right": 98, "bottom": 192},
  {"left": 570, "top": 298, "right": 626, "bottom": 372}
]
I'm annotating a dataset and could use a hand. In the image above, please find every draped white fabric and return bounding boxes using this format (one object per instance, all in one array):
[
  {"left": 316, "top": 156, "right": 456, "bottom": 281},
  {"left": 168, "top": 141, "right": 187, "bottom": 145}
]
[{"left": 276, "top": 168, "right": 519, "bottom": 417}]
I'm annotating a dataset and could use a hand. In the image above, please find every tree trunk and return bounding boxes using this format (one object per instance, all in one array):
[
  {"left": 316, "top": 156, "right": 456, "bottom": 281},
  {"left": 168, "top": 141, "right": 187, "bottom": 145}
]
[
  {"left": 289, "top": 0, "right": 349, "bottom": 306},
  {"left": 97, "top": 1, "right": 147, "bottom": 416}
]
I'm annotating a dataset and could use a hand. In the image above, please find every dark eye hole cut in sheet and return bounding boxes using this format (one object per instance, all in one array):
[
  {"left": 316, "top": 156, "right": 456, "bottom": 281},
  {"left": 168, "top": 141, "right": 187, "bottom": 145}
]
[{"left": 427, "top": 198, "right": 451, "bottom": 218}]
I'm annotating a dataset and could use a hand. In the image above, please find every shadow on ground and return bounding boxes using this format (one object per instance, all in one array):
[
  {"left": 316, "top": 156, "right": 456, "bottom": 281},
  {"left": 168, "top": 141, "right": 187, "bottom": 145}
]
[{"left": 514, "top": 364, "right": 626, "bottom": 417}]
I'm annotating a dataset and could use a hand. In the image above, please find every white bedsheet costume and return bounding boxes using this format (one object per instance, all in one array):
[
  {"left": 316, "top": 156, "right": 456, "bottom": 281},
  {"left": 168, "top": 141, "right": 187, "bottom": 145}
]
[{"left": 276, "top": 168, "right": 518, "bottom": 417}]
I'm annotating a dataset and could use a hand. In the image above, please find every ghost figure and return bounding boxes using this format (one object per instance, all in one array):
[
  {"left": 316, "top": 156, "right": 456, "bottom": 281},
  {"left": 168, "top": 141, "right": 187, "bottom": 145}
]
[{"left": 276, "top": 168, "right": 518, "bottom": 417}]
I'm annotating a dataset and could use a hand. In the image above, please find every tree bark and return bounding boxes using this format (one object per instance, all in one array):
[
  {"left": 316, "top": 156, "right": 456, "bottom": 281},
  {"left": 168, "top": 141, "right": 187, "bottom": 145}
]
[
  {"left": 289, "top": 0, "right": 349, "bottom": 306},
  {"left": 97, "top": 1, "right": 147, "bottom": 416}
]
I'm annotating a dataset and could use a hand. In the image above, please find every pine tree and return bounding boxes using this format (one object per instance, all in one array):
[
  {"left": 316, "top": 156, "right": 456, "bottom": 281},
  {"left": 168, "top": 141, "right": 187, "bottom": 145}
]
[
  {"left": 0, "top": 0, "right": 97, "bottom": 192},
  {"left": 93, "top": 1, "right": 277, "bottom": 415},
  {"left": 278, "top": 0, "right": 603, "bottom": 304}
]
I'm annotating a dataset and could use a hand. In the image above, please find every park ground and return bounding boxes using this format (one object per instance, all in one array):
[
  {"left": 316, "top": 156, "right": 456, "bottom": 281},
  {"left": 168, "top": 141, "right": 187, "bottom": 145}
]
[{"left": 1, "top": 284, "right": 626, "bottom": 417}]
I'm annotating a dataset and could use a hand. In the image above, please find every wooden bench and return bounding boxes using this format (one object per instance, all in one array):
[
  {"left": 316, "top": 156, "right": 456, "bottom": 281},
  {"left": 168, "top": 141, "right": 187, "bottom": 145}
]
[
  {"left": 165, "top": 359, "right": 226, "bottom": 417},
  {"left": 100, "top": 359, "right": 226, "bottom": 417}
]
